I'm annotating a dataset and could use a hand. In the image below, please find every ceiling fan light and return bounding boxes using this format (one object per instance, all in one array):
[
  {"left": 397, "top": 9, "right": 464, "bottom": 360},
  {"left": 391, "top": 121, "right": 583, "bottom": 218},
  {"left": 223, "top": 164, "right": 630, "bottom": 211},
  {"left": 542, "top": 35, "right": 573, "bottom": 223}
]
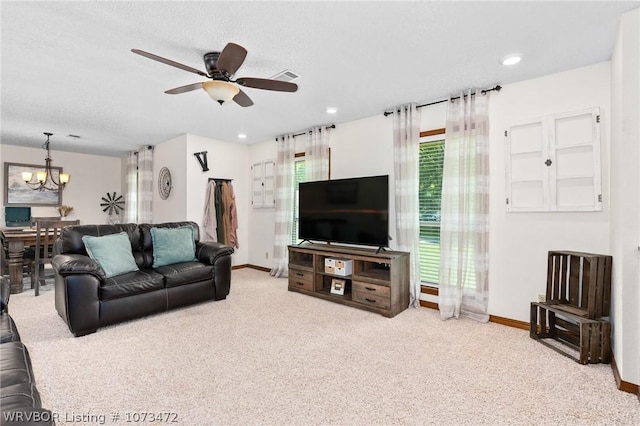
[{"left": 203, "top": 81, "right": 240, "bottom": 104}]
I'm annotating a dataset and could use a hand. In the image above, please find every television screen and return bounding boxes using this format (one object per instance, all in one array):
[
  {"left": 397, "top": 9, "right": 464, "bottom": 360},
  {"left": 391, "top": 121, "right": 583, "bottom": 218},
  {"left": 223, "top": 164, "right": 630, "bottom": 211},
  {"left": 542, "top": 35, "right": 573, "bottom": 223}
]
[
  {"left": 5, "top": 206, "right": 31, "bottom": 227},
  {"left": 298, "top": 175, "right": 389, "bottom": 247}
]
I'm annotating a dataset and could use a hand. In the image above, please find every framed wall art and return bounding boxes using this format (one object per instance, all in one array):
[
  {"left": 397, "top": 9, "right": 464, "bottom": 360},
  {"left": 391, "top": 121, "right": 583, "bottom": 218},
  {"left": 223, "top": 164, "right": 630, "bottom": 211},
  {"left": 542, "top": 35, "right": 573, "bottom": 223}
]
[{"left": 4, "top": 162, "right": 63, "bottom": 206}]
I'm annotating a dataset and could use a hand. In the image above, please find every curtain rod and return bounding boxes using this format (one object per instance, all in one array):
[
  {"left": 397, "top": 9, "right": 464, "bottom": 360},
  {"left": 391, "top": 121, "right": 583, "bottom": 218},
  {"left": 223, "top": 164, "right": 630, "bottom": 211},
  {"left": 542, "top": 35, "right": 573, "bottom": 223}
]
[
  {"left": 383, "top": 85, "right": 502, "bottom": 117},
  {"left": 276, "top": 124, "right": 336, "bottom": 141},
  {"left": 208, "top": 178, "right": 233, "bottom": 182}
]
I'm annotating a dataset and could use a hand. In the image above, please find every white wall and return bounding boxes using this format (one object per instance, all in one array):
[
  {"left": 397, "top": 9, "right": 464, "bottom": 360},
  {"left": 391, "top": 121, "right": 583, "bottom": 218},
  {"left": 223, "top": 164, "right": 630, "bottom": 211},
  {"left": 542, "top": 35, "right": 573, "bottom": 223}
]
[
  {"left": 185, "top": 134, "right": 249, "bottom": 266},
  {"left": 0, "top": 144, "right": 122, "bottom": 224},
  {"left": 153, "top": 135, "right": 188, "bottom": 223},
  {"left": 488, "top": 62, "right": 612, "bottom": 321},
  {"left": 247, "top": 103, "right": 448, "bottom": 270},
  {"left": 247, "top": 139, "right": 277, "bottom": 269},
  {"left": 610, "top": 8, "right": 639, "bottom": 387},
  {"left": 247, "top": 62, "right": 613, "bottom": 325}
]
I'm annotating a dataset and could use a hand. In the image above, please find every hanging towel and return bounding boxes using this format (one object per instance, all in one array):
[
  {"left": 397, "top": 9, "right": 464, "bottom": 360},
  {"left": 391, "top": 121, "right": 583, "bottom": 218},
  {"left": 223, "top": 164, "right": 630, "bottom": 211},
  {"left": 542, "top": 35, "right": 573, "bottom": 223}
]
[
  {"left": 215, "top": 183, "right": 226, "bottom": 244},
  {"left": 202, "top": 181, "right": 218, "bottom": 242},
  {"left": 221, "top": 183, "right": 234, "bottom": 247},
  {"left": 225, "top": 182, "right": 239, "bottom": 249}
]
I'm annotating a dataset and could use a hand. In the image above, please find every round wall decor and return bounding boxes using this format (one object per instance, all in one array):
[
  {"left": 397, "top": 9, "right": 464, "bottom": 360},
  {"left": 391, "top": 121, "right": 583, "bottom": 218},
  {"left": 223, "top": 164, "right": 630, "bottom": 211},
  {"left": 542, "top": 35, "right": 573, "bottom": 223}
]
[{"left": 158, "top": 167, "right": 172, "bottom": 200}]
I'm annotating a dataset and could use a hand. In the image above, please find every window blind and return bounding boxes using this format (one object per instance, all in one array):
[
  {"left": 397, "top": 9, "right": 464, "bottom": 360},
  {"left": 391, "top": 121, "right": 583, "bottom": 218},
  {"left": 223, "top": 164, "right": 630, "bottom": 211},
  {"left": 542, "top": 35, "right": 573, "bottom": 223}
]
[
  {"left": 291, "top": 158, "right": 306, "bottom": 244},
  {"left": 418, "top": 139, "right": 445, "bottom": 284}
]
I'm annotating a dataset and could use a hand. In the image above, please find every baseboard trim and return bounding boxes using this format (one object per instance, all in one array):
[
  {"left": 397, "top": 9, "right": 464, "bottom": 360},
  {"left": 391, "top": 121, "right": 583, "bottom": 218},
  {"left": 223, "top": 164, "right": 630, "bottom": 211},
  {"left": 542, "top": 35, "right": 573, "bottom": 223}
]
[
  {"left": 611, "top": 353, "right": 640, "bottom": 395},
  {"left": 419, "top": 301, "right": 530, "bottom": 331},
  {"left": 232, "top": 264, "right": 271, "bottom": 273},
  {"left": 489, "top": 314, "right": 530, "bottom": 331}
]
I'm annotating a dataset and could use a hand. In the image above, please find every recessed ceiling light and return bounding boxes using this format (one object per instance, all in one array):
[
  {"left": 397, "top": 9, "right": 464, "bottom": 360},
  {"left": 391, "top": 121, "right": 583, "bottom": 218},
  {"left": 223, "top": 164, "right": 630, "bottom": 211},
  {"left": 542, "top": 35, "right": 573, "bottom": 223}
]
[
  {"left": 502, "top": 55, "right": 522, "bottom": 66},
  {"left": 238, "top": 133, "right": 247, "bottom": 139},
  {"left": 326, "top": 107, "right": 337, "bottom": 114}
]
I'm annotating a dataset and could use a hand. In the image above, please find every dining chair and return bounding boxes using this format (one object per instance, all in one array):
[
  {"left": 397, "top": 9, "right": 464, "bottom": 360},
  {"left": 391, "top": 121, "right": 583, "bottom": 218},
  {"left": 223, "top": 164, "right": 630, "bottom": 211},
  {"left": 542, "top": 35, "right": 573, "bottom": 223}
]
[
  {"left": 34, "top": 219, "right": 79, "bottom": 296},
  {"left": 30, "top": 217, "right": 60, "bottom": 227}
]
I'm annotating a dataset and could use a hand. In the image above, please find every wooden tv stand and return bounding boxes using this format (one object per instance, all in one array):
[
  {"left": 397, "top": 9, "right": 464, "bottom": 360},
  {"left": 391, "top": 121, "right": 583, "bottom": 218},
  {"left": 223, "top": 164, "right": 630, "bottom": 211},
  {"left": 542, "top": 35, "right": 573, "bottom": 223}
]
[{"left": 288, "top": 243, "right": 409, "bottom": 317}]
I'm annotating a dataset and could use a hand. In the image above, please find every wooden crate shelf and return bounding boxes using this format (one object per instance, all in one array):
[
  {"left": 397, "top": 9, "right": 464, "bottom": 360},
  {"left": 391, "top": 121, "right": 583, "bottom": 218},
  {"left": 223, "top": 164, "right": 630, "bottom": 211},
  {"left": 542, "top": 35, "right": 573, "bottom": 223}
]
[
  {"left": 530, "top": 250, "right": 612, "bottom": 364},
  {"left": 530, "top": 302, "right": 610, "bottom": 364},
  {"left": 546, "top": 251, "right": 612, "bottom": 319}
]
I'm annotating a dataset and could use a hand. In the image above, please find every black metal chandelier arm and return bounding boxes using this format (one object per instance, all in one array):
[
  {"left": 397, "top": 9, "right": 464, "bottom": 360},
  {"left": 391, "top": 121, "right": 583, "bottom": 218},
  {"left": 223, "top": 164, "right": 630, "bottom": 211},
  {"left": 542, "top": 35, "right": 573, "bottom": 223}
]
[
  {"left": 23, "top": 180, "right": 45, "bottom": 191},
  {"left": 23, "top": 133, "right": 69, "bottom": 192}
]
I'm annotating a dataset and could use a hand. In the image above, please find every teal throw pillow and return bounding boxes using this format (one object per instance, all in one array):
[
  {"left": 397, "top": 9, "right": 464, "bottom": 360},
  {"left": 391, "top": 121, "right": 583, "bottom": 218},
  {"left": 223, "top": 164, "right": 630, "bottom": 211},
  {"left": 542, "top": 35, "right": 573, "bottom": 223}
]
[
  {"left": 151, "top": 226, "right": 197, "bottom": 268},
  {"left": 82, "top": 232, "right": 139, "bottom": 278}
]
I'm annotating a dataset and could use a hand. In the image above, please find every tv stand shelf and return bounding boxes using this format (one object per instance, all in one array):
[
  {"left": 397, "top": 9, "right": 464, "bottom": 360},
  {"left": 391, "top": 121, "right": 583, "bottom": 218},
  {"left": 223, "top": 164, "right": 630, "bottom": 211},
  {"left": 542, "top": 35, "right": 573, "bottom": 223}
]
[{"left": 288, "top": 244, "right": 409, "bottom": 317}]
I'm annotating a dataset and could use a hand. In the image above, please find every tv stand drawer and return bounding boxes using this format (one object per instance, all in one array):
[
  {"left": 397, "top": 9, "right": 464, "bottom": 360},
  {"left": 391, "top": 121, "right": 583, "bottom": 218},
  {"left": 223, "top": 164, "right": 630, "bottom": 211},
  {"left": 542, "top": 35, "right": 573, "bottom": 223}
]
[
  {"left": 352, "top": 281, "right": 390, "bottom": 298},
  {"left": 353, "top": 291, "right": 390, "bottom": 310},
  {"left": 289, "top": 269, "right": 314, "bottom": 291}
]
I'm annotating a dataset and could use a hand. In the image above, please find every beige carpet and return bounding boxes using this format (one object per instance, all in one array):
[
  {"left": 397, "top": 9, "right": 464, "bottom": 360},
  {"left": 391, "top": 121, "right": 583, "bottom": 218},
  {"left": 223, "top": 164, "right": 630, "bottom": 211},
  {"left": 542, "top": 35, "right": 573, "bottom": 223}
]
[{"left": 8, "top": 269, "right": 640, "bottom": 425}]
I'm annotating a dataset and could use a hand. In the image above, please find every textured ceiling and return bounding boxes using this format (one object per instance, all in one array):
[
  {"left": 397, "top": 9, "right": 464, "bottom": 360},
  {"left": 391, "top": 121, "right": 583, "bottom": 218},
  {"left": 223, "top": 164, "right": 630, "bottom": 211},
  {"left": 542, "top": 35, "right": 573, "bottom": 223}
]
[{"left": 1, "top": 1, "right": 638, "bottom": 157}]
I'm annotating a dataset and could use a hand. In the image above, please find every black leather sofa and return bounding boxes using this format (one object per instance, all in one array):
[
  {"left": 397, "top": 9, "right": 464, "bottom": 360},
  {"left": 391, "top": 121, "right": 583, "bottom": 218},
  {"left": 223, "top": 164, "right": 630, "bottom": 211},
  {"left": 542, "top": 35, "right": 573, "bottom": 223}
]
[
  {"left": 52, "top": 221, "right": 234, "bottom": 337},
  {"left": 0, "top": 276, "right": 53, "bottom": 425}
]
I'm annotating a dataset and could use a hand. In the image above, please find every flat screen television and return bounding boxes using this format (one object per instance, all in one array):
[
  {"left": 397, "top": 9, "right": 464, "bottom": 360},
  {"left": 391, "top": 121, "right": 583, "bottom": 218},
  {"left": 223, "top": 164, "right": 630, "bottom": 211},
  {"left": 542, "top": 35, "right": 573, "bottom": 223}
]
[{"left": 298, "top": 175, "right": 389, "bottom": 247}]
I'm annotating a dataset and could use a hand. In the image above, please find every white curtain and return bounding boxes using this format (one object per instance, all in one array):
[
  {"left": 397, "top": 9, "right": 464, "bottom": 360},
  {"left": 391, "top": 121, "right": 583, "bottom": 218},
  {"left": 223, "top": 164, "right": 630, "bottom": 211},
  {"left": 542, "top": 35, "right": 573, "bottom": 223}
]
[
  {"left": 124, "top": 146, "right": 153, "bottom": 224},
  {"left": 393, "top": 103, "right": 421, "bottom": 308},
  {"left": 270, "top": 134, "right": 295, "bottom": 278},
  {"left": 137, "top": 146, "right": 153, "bottom": 223},
  {"left": 124, "top": 151, "right": 138, "bottom": 223},
  {"left": 439, "top": 90, "right": 490, "bottom": 322},
  {"left": 305, "top": 126, "right": 330, "bottom": 181}
]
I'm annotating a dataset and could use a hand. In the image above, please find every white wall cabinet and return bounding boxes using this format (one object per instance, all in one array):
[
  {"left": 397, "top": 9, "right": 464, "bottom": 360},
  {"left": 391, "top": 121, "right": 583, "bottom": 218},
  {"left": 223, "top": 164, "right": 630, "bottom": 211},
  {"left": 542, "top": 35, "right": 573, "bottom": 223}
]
[
  {"left": 252, "top": 159, "right": 275, "bottom": 208},
  {"left": 505, "top": 107, "right": 602, "bottom": 212}
]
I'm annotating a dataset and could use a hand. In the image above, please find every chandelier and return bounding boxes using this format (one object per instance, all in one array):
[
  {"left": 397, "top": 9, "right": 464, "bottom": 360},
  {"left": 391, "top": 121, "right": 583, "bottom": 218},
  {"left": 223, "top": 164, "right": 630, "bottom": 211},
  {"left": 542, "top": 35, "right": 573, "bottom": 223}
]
[{"left": 22, "top": 132, "right": 70, "bottom": 191}]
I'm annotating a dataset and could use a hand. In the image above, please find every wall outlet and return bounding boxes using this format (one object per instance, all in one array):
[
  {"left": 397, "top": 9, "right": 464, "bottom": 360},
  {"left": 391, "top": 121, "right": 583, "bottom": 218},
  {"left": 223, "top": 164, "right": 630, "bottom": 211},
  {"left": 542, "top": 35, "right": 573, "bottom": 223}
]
[
  {"left": 265, "top": 252, "right": 269, "bottom": 259},
  {"left": 537, "top": 293, "right": 546, "bottom": 303}
]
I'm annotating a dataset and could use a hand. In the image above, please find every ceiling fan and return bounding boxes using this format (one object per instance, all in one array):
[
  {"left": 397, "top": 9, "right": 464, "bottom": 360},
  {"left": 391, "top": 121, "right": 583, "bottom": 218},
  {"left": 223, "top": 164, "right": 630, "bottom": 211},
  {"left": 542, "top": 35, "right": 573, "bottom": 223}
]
[{"left": 131, "top": 42, "right": 298, "bottom": 107}]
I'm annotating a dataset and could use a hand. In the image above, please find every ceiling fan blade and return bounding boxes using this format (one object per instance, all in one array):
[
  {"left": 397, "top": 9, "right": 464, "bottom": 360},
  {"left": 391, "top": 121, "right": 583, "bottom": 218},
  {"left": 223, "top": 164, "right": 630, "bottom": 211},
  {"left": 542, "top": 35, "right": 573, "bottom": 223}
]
[
  {"left": 233, "top": 89, "right": 254, "bottom": 107},
  {"left": 216, "top": 43, "right": 248, "bottom": 76},
  {"left": 236, "top": 77, "right": 298, "bottom": 92},
  {"left": 131, "top": 49, "right": 208, "bottom": 77},
  {"left": 164, "top": 82, "right": 204, "bottom": 95}
]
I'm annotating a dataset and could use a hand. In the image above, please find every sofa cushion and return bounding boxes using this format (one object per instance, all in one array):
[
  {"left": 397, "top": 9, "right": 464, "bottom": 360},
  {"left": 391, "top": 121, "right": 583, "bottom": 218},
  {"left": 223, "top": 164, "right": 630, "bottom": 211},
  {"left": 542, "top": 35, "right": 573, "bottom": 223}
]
[
  {"left": 151, "top": 226, "right": 197, "bottom": 268},
  {"left": 0, "top": 342, "right": 34, "bottom": 387},
  {"left": 82, "top": 232, "right": 140, "bottom": 278},
  {"left": 155, "top": 261, "right": 214, "bottom": 288},
  {"left": 0, "top": 383, "right": 42, "bottom": 410},
  {"left": 0, "top": 314, "right": 20, "bottom": 343},
  {"left": 99, "top": 269, "right": 164, "bottom": 301}
]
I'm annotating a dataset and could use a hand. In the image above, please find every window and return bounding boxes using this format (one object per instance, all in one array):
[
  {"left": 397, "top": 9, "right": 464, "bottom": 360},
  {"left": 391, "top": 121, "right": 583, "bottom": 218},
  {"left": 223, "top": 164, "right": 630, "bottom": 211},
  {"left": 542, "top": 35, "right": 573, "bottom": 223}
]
[
  {"left": 419, "top": 134, "right": 445, "bottom": 285},
  {"left": 291, "top": 157, "right": 306, "bottom": 244}
]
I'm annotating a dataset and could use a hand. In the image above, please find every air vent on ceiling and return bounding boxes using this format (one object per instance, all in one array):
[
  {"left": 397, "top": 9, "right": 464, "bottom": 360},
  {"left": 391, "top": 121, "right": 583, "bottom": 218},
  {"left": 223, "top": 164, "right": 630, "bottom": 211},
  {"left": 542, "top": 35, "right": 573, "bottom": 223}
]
[{"left": 270, "top": 69, "right": 300, "bottom": 82}]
